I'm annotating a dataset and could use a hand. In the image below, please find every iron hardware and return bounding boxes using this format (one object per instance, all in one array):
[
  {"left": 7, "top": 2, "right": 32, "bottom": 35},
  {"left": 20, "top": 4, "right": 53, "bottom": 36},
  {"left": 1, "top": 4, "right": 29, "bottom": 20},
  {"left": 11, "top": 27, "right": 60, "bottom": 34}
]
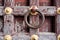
[
  {"left": 31, "top": 34, "right": 38, "bottom": 40},
  {"left": 4, "top": 35, "right": 12, "bottom": 40},
  {"left": 29, "top": 6, "right": 38, "bottom": 15},
  {"left": 24, "top": 6, "right": 45, "bottom": 29},
  {"left": 57, "top": 7, "right": 60, "bottom": 14},
  {"left": 4, "top": 7, "right": 13, "bottom": 15}
]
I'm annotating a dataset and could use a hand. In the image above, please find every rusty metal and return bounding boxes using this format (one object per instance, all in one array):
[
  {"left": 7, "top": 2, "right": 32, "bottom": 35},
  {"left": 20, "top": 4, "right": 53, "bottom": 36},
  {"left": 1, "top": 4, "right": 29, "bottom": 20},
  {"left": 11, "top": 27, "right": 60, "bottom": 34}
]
[
  {"left": 39, "top": 0, "right": 51, "bottom": 6},
  {"left": 58, "top": 35, "right": 60, "bottom": 40},
  {"left": 24, "top": 9, "right": 45, "bottom": 29}
]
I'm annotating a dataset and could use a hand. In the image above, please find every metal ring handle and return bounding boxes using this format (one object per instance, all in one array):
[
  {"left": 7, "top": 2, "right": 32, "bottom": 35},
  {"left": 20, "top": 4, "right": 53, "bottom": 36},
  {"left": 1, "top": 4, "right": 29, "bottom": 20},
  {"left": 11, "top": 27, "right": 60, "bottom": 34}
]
[{"left": 24, "top": 10, "right": 45, "bottom": 29}]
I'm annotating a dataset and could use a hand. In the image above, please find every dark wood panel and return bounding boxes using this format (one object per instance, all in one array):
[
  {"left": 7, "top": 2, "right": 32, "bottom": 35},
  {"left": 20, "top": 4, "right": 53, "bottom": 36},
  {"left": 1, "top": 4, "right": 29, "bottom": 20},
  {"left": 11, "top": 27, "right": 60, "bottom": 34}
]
[
  {"left": 0, "top": 16, "right": 4, "bottom": 35},
  {"left": 39, "top": 16, "right": 51, "bottom": 32},
  {"left": 39, "top": 0, "right": 51, "bottom": 6},
  {"left": 4, "top": 0, "right": 14, "bottom": 7},
  {"left": 30, "top": 0, "right": 39, "bottom": 6},
  {"left": 0, "top": 0, "right": 2, "bottom": 6},
  {"left": 0, "top": 6, "right": 56, "bottom": 16},
  {"left": 15, "top": 0, "right": 28, "bottom": 6},
  {"left": 14, "top": 16, "right": 26, "bottom": 33}
]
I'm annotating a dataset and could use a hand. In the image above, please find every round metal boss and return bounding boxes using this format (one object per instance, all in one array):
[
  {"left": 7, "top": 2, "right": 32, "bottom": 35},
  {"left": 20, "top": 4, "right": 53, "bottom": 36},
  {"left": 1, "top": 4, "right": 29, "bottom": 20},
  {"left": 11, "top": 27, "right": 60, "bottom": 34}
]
[
  {"left": 4, "top": 35, "right": 12, "bottom": 40},
  {"left": 57, "top": 7, "right": 60, "bottom": 14},
  {"left": 4, "top": 7, "right": 13, "bottom": 14}
]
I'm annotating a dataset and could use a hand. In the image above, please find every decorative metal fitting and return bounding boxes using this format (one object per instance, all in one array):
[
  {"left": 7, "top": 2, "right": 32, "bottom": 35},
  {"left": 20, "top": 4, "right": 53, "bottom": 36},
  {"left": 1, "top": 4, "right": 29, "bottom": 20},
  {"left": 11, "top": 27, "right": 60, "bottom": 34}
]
[
  {"left": 29, "top": 6, "right": 38, "bottom": 15},
  {"left": 24, "top": 9, "right": 45, "bottom": 29},
  {"left": 57, "top": 7, "right": 60, "bottom": 14},
  {"left": 4, "top": 35, "right": 12, "bottom": 40},
  {"left": 4, "top": 7, "right": 13, "bottom": 15},
  {"left": 58, "top": 35, "right": 60, "bottom": 40},
  {"left": 31, "top": 34, "right": 38, "bottom": 40}
]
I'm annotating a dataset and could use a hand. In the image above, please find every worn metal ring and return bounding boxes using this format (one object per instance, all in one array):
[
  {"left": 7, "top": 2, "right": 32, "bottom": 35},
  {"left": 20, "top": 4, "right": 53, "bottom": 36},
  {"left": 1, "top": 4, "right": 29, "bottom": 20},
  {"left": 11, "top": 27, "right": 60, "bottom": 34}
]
[{"left": 24, "top": 10, "right": 45, "bottom": 29}]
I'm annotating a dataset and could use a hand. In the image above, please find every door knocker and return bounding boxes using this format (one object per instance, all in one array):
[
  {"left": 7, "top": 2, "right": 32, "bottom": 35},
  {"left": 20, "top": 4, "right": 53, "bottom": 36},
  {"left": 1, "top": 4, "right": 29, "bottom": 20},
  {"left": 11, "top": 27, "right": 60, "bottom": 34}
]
[{"left": 24, "top": 6, "right": 45, "bottom": 29}]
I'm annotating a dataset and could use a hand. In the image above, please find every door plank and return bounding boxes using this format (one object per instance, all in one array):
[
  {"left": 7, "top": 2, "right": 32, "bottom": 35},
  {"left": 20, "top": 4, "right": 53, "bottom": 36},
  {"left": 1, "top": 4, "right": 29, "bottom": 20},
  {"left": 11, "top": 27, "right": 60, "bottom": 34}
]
[
  {"left": 4, "top": 0, "right": 14, "bottom": 7},
  {"left": 56, "top": 15, "right": 60, "bottom": 35},
  {"left": 13, "top": 6, "right": 56, "bottom": 16},
  {"left": 29, "top": 0, "right": 40, "bottom": 35},
  {"left": 4, "top": 15, "right": 14, "bottom": 35}
]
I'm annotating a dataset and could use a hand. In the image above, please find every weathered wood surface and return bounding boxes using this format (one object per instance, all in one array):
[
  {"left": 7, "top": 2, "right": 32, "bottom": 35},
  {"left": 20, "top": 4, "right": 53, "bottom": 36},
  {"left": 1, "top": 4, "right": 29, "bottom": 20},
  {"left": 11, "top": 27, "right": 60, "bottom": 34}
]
[
  {"left": 13, "top": 6, "right": 56, "bottom": 16},
  {"left": 39, "top": 0, "right": 51, "bottom": 6},
  {"left": 0, "top": 6, "right": 4, "bottom": 16},
  {"left": 0, "top": 32, "right": 56, "bottom": 40},
  {"left": 0, "top": 0, "right": 2, "bottom": 6},
  {"left": 8, "top": 32, "right": 57, "bottom": 40},
  {"left": 4, "top": 0, "right": 14, "bottom": 7},
  {"left": 55, "top": 0, "right": 60, "bottom": 7},
  {"left": 0, "top": 17, "right": 4, "bottom": 36},
  {"left": 4, "top": 15, "right": 14, "bottom": 35},
  {"left": 39, "top": 16, "right": 51, "bottom": 32},
  {"left": 0, "top": 6, "right": 56, "bottom": 16},
  {"left": 29, "top": 0, "right": 40, "bottom": 35},
  {"left": 55, "top": 0, "right": 60, "bottom": 35},
  {"left": 3, "top": 0, "right": 15, "bottom": 35},
  {"left": 14, "top": 16, "right": 25, "bottom": 33},
  {"left": 30, "top": 15, "right": 39, "bottom": 35},
  {"left": 15, "top": 0, "right": 27, "bottom": 6},
  {"left": 55, "top": 15, "right": 60, "bottom": 35},
  {"left": 0, "top": 0, "right": 57, "bottom": 40},
  {"left": 30, "top": 0, "right": 39, "bottom": 6}
]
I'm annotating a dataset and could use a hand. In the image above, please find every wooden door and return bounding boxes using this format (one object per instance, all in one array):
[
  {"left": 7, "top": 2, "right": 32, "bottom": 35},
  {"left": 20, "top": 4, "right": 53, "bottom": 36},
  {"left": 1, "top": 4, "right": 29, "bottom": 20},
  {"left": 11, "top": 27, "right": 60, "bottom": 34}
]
[
  {"left": 0, "top": 0, "right": 56, "bottom": 35},
  {"left": 0, "top": 0, "right": 58, "bottom": 40}
]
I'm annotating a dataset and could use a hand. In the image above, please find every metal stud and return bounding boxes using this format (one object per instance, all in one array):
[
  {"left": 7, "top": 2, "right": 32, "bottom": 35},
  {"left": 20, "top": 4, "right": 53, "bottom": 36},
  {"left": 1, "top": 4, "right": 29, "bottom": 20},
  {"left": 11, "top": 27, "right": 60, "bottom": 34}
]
[
  {"left": 58, "top": 35, "right": 60, "bottom": 40},
  {"left": 4, "top": 35, "right": 12, "bottom": 40},
  {"left": 31, "top": 34, "right": 39, "bottom": 40},
  {"left": 57, "top": 7, "right": 60, "bottom": 14},
  {"left": 4, "top": 7, "right": 13, "bottom": 15}
]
